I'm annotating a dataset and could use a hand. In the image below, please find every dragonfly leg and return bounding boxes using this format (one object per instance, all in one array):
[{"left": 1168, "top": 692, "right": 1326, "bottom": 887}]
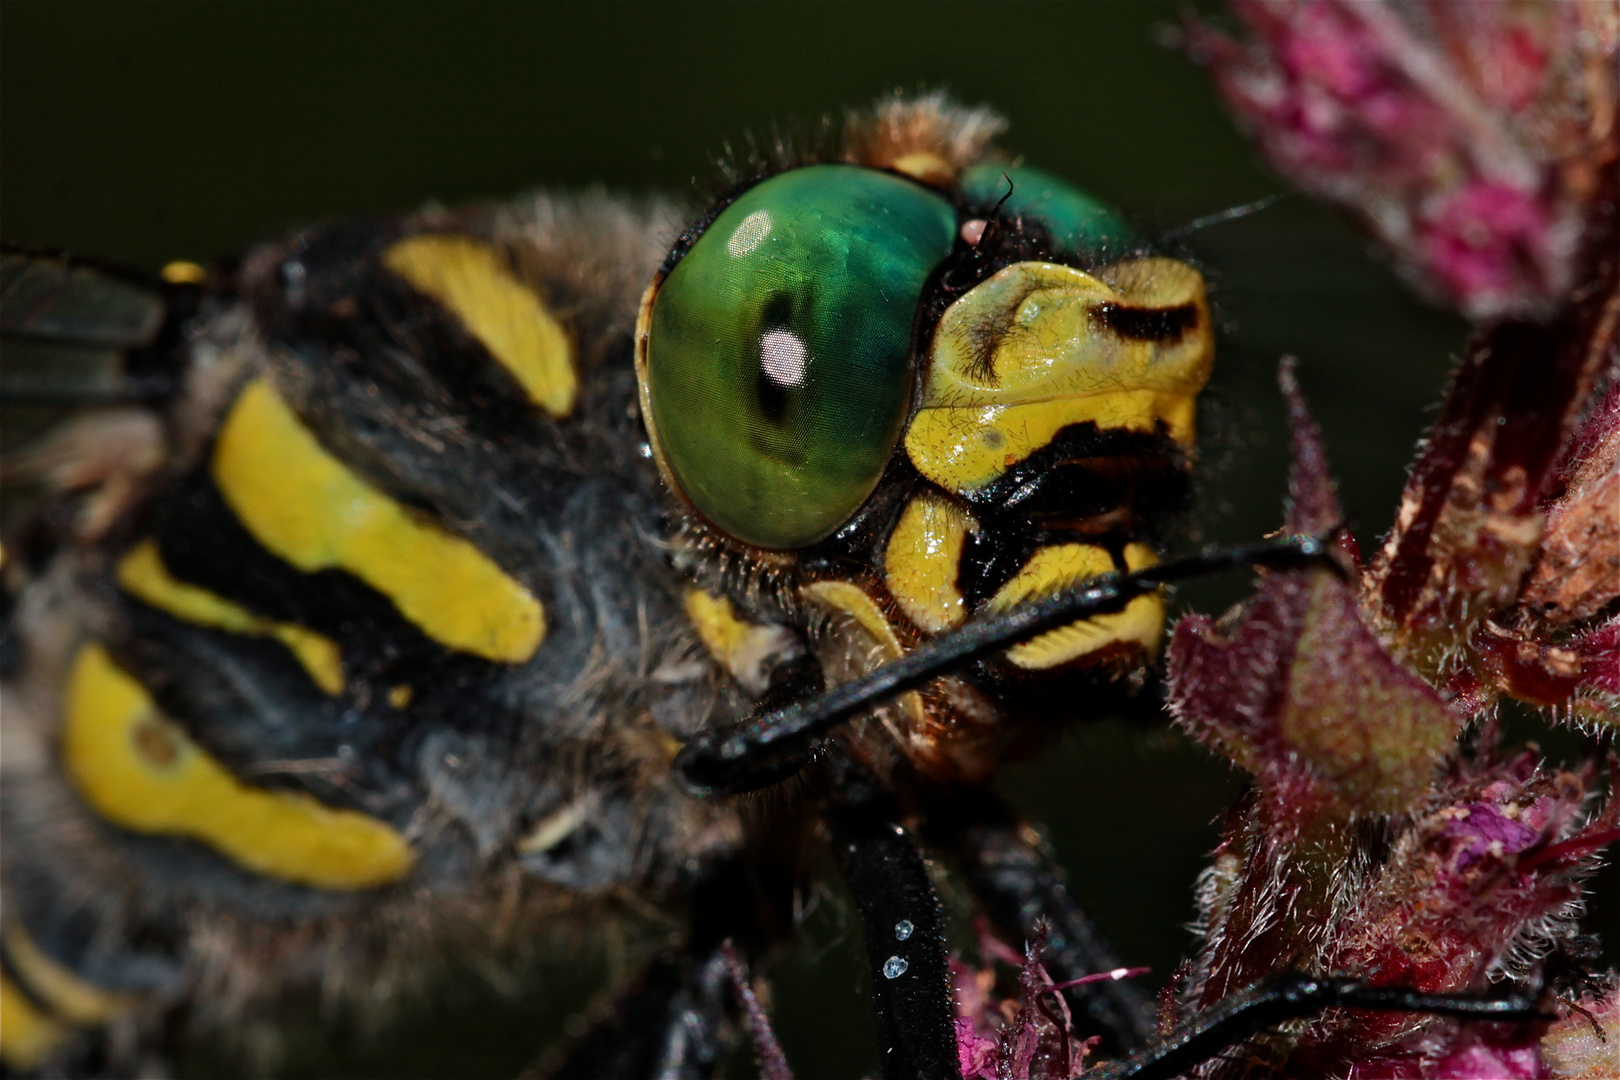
[
  {"left": 924, "top": 787, "right": 1156, "bottom": 1055},
  {"left": 677, "top": 654, "right": 826, "bottom": 797},
  {"left": 534, "top": 943, "right": 730, "bottom": 1080},
  {"left": 537, "top": 850, "right": 796, "bottom": 1080},
  {"left": 823, "top": 752, "right": 961, "bottom": 1080},
  {"left": 1086, "top": 971, "right": 1548, "bottom": 1080},
  {"left": 676, "top": 535, "right": 1340, "bottom": 797}
]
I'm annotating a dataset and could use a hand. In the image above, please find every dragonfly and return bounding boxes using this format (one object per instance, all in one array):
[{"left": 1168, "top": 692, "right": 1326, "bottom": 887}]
[{"left": 0, "top": 90, "right": 1548, "bottom": 1080}]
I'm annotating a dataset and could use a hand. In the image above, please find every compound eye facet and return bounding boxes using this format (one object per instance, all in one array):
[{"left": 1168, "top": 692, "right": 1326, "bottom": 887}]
[{"left": 646, "top": 164, "right": 957, "bottom": 550}]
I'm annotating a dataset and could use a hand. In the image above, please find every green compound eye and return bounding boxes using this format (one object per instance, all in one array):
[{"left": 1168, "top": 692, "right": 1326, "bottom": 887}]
[
  {"left": 647, "top": 164, "right": 957, "bottom": 549},
  {"left": 960, "top": 162, "right": 1132, "bottom": 252}
]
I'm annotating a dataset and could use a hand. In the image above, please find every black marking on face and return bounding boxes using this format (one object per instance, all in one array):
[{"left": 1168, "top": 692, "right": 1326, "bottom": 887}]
[
  {"left": 1092, "top": 301, "right": 1199, "bottom": 342},
  {"left": 962, "top": 423, "right": 1191, "bottom": 531},
  {"left": 954, "top": 527, "right": 1047, "bottom": 611}
]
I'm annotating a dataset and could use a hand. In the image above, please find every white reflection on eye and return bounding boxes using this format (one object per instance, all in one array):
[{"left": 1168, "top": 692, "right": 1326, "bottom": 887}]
[
  {"left": 759, "top": 329, "right": 807, "bottom": 387},
  {"left": 726, "top": 210, "right": 773, "bottom": 257}
]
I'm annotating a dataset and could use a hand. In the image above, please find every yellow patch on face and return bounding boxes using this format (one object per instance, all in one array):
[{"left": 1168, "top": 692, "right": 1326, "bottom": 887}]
[
  {"left": 383, "top": 234, "right": 577, "bottom": 417},
  {"left": 884, "top": 493, "right": 978, "bottom": 634},
  {"left": 906, "top": 259, "right": 1212, "bottom": 494},
  {"left": 988, "top": 542, "right": 1164, "bottom": 670},
  {"left": 683, "top": 588, "right": 796, "bottom": 696},
  {"left": 63, "top": 643, "right": 415, "bottom": 890},
  {"left": 1, "top": 923, "right": 133, "bottom": 1027},
  {"left": 0, "top": 972, "right": 67, "bottom": 1070},
  {"left": 801, "top": 580, "right": 925, "bottom": 725},
  {"left": 387, "top": 683, "right": 413, "bottom": 709},
  {"left": 116, "top": 539, "right": 344, "bottom": 695},
  {"left": 889, "top": 151, "right": 956, "bottom": 187},
  {"left": 213, "top": 378, "right": 544, "bottom": 663}
]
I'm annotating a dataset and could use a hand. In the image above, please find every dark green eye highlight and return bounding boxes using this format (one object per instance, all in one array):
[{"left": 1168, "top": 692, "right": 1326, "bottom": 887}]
[
  {"left": 647, "top": 164, "right": 956, "bottom": 549},
  {"left": 961, "top": 162, "right": 1131, "bottom": 252}
]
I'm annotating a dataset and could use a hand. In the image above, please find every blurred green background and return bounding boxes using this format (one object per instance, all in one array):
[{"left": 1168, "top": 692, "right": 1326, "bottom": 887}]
[{"left": 3, "top": 2, "right": 1609, "bottom": 1077}]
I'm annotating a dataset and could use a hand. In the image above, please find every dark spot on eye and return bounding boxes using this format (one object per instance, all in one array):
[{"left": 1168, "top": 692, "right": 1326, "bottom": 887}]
[
  {"left": 762, "top": 291, "right": 795, "bottom": 328},
  {"left": 757, "top": 361, "right": 789, "bottom": 423},
  {"left": 754, "top": 291, "right": 800, "bottom": 424},
  {"left": 1093, "top": 301, "right": 1198, "bottom": 341}
]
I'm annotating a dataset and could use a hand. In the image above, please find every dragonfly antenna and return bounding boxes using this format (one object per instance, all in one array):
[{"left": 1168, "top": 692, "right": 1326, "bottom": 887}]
[{"left": 1159, "top": 193, "right": 1288, "bottom": 245}]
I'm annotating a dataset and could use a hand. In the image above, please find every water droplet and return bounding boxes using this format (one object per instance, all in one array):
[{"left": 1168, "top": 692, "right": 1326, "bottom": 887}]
[
  {"left": 882, "top": 955, "right": 909, "bottom": 979},
  {"left": 894, "top": 919, "right": 914, "bottom": 941}
]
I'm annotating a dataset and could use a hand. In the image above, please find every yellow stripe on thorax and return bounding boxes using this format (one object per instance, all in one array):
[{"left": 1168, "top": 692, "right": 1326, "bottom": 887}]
[
  {"left": 684, "top": 589, "right": 753, "bottom": 669},
  {"left": 159, "top": 260, "right": 207, "bottom": 285},
  {"left": 683, "top": 588, "right": 796, "bottom": 696},
  {"left": 384, "top": 234, "right": 577, "bottom": 417},
  {"left": 0, "top": 973, "right": 67, "bottom": 1070},
  {"left": 0, "top": 922, "right": 136, "bottom": 1069},
  {"left": 2, "top": 923, "right": 133, "bottom": 1027},
  {"left": 989, "top": 542, "right": 1164, "bottom": 670},
  {"left": 63, "top": 643, "right": 414, "bottom": 890},
  {"left": 116, "top": 539, "right": 343, "bottom": 694},
  {"left": 212, "top": 378, "right": 544, "bottom": 663}
]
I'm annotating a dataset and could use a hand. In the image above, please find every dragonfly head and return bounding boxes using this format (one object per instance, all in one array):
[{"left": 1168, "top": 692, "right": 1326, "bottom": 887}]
[{"left": 635, "top": 147, "right": 1212, "bottom": 775}]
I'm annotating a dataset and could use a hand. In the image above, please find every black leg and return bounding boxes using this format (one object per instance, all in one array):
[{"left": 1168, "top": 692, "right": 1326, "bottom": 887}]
[
  {"left": 676, "top": 654, "right": 826, "bottom": 797},
  {"left": 1086, "top": 971, "right": 1549, "bottom": 1080},
  {"left": 926, "top": 788, "right": 1155, "bottom": 1054},
  {"left": 823, "top": 752, "right": 962, "bottom": 1080},
  {"left": 532, "top": 945, "right": 730, "bottom": 1080},
  {"left": 535, "top": 850, "right": 794, "bottom": 1080}
]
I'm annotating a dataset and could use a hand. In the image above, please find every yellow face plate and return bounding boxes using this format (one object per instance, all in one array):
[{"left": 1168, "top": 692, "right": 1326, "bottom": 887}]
[
  {"left": 905, "top": 258, "right": 1212, "bottom": 494},
  {"left": 63, "top": 643, "right": 415, "bottom": 890},
  {"left": 987, "top": 542, "right": 1164, "bottom": 669},
  {"left": 116, "top": 539, "right": 344, "bottom": 694},
  {"left": 884, "top": 492, "right": 978, "bottom": 634},
  {"left": 383, "top": 234, "right": 577, "bottom": 417},
  {"left": 212, "top": 378, "right": 544, "bottom": 663}
]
